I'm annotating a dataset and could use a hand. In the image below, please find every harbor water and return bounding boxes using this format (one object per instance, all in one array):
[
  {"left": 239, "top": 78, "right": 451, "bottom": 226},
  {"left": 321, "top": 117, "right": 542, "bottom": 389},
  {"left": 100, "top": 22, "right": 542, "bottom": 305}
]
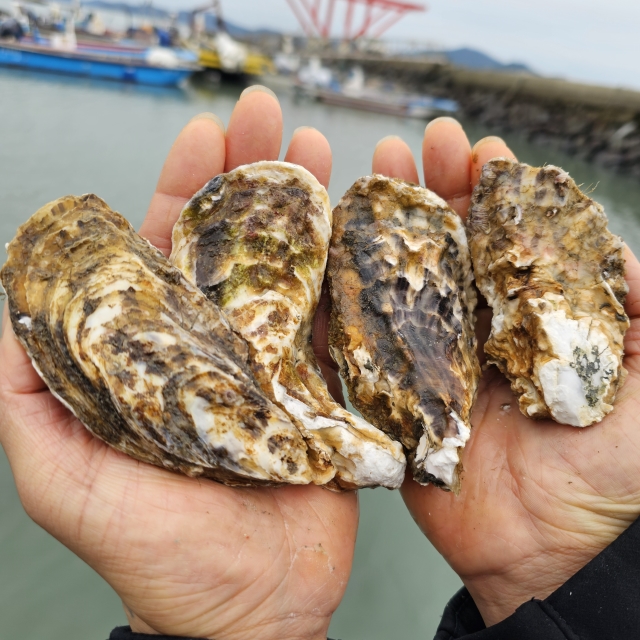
[{"left": 1, "top": 68, "right": 640, "bottom": 640}]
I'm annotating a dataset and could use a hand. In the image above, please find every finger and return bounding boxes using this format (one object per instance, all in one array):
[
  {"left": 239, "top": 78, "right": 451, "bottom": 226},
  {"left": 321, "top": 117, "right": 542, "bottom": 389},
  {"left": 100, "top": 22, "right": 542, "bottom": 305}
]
[
  {"left": 422, "top": 117, "right": 472, "bottom": 219},
  {"left": 284, "top": 127, "right": 332, "bottom": 189},
  {"left": 225, "top": 86, "right": 283, "bottom": 172},
  {"left": 0, "top": 305, "right": 101, "bottom": 531},
  {"left": 624, "top": 245, "right": 640, "bottom": 320},
  {"left": 474, "top": 306, "right": 493, "bottom": 366},
  {"left": 312, "top": 285, "right": 345, "bottom": 406},
  {"left": 140, "top": 114, "right": 226, "bottom": 256},
  {"left": 0, "top": 305, "right": 47, "bottom": 395},
  {"left": 1, "top": 301, "right": 7, "bottom": 336},
  {"left": 622, "top": 245, "right": 640, "bottom": 360},
  {"left": 471, "top": 136, "right": 517, "bottom": 189},
  {"left": 372, "top": 136, "right": 420, "bottom": 183}
]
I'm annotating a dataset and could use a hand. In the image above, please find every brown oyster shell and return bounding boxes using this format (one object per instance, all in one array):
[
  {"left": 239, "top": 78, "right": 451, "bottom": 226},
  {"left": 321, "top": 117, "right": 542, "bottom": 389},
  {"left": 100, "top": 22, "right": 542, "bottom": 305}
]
[
  {"left": 327, "top": 175, "right": 481, "bottom": 492},
  {"left": 0, "top": 194, "right": 314, "bottom": 486},
  {"left": 467, "top": 158, "right": 629, "bottom": 427},
  {"left": 171, "top": 162, "right": 406, "bottom": 490}
]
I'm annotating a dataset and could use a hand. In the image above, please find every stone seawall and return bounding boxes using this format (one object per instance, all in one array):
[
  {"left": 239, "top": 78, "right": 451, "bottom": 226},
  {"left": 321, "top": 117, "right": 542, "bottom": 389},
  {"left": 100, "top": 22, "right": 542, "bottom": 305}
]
[{"left": 321, "top": 54, "right": 640, "bottom": 179}]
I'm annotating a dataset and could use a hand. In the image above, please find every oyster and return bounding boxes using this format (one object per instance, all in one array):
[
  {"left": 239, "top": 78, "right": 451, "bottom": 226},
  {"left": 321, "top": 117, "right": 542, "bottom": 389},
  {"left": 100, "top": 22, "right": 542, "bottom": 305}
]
[
  {"left": 0, "top": 194, "right": 314, "bottom": 485},
  {"left": 327, "top": 175, "right": 481, "bottom": 492},
  {"left": 467, "top": 158, "right": 629, "bottom": 427},
  {"left": 171, "top": 161, "right": 406, "bottom": 490}
]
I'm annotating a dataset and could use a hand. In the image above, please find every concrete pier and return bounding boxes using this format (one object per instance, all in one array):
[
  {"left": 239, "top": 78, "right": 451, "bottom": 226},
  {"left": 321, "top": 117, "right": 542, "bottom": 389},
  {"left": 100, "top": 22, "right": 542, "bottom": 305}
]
[{"left": 321, "top": 53, "right": 640, "bottom": 177}]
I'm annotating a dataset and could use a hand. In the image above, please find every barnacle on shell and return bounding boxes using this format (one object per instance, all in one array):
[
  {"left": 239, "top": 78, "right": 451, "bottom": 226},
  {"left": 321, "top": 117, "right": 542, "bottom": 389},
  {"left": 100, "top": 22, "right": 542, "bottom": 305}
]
[
  {"left": 171, "top": 162, "right": 406, "bottom": 490},
  {"left": 467, "top": 158, "right": 629, "bottom": 427},
  {"left": 0, "top": 195, "right": 314, "bottom": 486},
  {"left": 327, "top": 175, "right": 481, "bottom": 492}
]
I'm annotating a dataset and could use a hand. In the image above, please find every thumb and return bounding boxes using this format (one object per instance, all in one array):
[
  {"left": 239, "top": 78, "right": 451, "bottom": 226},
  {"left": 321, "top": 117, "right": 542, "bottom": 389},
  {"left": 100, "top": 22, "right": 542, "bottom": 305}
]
[{"left": 1, "top": 304, "right": 47, "bottom": 395}]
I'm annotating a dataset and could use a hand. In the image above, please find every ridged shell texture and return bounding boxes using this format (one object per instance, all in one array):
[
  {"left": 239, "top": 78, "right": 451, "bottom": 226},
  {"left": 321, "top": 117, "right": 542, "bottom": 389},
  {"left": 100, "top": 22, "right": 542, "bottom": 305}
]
[
  {"left": 328, "top": 175, "right": 480, "bottom": 492},
  {"left": 468, "top": 159, "right": 629, "bottom": 427}
]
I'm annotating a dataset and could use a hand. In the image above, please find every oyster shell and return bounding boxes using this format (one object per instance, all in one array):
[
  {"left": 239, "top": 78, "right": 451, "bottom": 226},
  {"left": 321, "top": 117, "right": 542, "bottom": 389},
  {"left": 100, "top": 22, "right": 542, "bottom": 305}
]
[
  {"left": 467, "top": 158, "right": 629, "bottom": 427},
  {"left": 327, "top": 175, "right": 481, "bottom": 492},
  {"left": 0, "top": 194, "right": 314, "bottom": 485},
  {"left": 171, "top": 161, "right": 406, "bottom": 490}
]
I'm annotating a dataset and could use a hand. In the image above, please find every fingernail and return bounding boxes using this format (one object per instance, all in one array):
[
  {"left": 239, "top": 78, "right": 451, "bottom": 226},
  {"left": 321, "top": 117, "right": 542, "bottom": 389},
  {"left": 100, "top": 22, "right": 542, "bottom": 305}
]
[
  {"left": 189, "top": 112, "right": 225, "bottom": 133},
  {"left": 293, "top": 126, "right": 317, "bottom": 135},
  {"left": 472, "top": 135, "right": 506, "bottom": 152},
  {"left": 425, "top": 116, "right": 462, "bottom": 133},
  {"left": 375, "top": 135, "right": 403, "bottom": 149},
  {"left": 240, "top": 85, "right": 279, "bottom": 102}
]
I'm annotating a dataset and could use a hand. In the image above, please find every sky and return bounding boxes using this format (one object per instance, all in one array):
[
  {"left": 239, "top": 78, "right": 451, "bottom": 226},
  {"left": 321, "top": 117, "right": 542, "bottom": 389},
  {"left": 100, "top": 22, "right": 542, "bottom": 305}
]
[{"left": 152, "top": 0, "right": 640, "bottom": 91}]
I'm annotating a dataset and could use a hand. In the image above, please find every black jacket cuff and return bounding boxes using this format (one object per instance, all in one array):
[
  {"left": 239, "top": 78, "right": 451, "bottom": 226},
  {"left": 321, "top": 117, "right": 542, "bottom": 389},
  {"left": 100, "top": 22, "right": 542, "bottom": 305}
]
[{"left": 435, "top": 515, "right": 640, "bottom": 639}]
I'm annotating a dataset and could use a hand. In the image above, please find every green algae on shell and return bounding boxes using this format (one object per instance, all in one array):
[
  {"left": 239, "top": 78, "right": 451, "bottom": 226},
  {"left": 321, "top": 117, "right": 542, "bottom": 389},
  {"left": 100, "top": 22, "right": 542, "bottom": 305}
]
[{"left": 171, "top": 161, "right": 406, "bottom": 490}]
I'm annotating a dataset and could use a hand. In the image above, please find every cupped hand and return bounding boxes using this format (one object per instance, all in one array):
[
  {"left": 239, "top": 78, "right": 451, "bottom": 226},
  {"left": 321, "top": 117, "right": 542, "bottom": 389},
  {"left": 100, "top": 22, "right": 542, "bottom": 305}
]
[
  {"left": 0, "top": 87, "right": 356, "bottom": 640},
  {"left": 372, "top": 121, "right": 640, "bottom": 626}
]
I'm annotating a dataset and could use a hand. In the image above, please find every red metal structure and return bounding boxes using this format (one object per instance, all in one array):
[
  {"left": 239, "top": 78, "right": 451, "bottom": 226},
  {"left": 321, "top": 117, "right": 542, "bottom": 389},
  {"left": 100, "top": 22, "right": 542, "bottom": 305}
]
[{"left": 285, "top": 0, "right": 426, "bottom": 40}]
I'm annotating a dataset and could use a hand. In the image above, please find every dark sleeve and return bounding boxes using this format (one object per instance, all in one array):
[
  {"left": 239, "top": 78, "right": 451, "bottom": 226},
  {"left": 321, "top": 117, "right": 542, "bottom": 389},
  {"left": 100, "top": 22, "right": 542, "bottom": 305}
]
[{"left": 434, "top": 515, "right": 640, "bottom": 639}]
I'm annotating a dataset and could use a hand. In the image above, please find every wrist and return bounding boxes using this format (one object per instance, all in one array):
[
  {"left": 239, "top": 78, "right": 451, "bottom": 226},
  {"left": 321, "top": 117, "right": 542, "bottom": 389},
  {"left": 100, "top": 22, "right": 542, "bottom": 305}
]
[
  {"left": 125, "top": 605, "right": 160, "bottom": 636},
  {"left": 462, "top": 544, "right": 601, "bottom": 626},
  {"left": 109, "top": 627, "right": 338, "bottom": 640},
  {"left": 124, "top": 603, "right": 332, "bottom": 640},
  {"left": 127, "top": 614, "right": 160, "bottom": 636}
]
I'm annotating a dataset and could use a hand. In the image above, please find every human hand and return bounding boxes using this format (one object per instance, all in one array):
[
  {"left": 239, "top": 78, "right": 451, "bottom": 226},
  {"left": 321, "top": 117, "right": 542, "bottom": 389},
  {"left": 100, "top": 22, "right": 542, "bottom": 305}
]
[
  {"left": 371, "top": 121, "right": 640, "bottom": 626},
  {"left": 0, "top": 86, "right": 357, "bottom": 640}
]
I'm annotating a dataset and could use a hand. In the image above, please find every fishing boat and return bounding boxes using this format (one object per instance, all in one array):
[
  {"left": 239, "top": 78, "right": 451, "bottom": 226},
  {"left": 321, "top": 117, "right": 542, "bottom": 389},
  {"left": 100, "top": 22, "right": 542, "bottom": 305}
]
[
  {"left": 314, "top": 87, "right": 458, "bottom": 118},
  {"left": 0, "top": 37, "right": 198, "bottom": 85},
  {"left": 197, "top": 39, "right": 274, "bottom": 77},
  {"left": 189, "top": 1, "right": 274, "bottom": 77},
  {"left": 297, "top": 63, "right": 458, "bottom": 119},
  {"left": 0, "top": 1, "right": 199, "bottom": 87}
]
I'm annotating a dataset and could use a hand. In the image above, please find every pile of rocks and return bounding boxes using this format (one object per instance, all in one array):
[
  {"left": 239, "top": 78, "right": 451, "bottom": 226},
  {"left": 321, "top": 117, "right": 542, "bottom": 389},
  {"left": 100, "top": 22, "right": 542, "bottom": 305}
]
[{"left": 456, "top": 87, "right": 640, "bottom": 178}]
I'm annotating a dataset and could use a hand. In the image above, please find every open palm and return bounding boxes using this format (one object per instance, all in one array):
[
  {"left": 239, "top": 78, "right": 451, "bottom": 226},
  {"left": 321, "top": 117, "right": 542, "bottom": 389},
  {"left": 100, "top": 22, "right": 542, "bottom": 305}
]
[
  {"left": 0, "top": 88, "right": 357, "bottom": 640},
  {"left": 372, "top": 121, "right": 640, "bottom": 626}
]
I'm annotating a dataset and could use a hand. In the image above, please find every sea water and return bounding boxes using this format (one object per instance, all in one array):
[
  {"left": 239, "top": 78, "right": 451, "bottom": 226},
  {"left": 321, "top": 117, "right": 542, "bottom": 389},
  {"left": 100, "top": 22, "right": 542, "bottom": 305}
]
[{"left": 1, "top": 67, "right": 639, "bottom": 640}]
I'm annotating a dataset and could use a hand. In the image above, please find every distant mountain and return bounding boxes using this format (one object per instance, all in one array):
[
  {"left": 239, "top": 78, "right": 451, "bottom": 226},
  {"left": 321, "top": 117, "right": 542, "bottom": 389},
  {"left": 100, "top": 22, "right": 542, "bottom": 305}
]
[
  {"left": 80, "top": 0, "right": 169, "bottom": 19},
  {"left": 219, "top": 21, "right": 280, "bottom": 38},
  {"left": 441, "top": 47, "right": 532, "bottom": 74},
  {"left": 75, "top": 0, "right": 281, "bottom": 35}
]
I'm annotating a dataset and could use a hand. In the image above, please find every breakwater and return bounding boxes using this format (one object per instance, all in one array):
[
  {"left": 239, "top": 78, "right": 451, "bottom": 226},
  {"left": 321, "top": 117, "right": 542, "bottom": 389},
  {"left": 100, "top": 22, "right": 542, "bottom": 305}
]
[{"left": 321, "top": 54, "right": 640, "bottom": 179}]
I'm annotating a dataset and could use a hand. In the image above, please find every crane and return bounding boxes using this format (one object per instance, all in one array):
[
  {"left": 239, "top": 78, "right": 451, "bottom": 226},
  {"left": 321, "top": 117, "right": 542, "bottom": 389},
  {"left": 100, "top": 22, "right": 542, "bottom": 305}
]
[{"left": 285, "top": 0, "right": 426, "bottom": 40}]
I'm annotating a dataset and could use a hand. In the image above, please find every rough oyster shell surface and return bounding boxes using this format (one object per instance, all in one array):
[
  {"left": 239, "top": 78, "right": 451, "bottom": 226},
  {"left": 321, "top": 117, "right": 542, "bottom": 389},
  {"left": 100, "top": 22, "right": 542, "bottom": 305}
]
[
  {"left": 467, "top": 158, "right": 629, "bottom": 427},
  {"left": 0, "top": 194, "right": 314, "bottom": 485},
  {"left": 327, "top": 175, "right": 481, "bottom": 492},
  {"left": 171, "top": 161, "right": 406, "bottom": 490}
]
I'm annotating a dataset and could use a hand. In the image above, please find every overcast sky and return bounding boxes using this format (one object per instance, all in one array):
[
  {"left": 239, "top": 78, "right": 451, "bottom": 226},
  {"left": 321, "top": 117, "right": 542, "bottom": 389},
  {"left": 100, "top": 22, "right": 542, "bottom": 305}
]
[{"left": 152, "top": 0, "right": 640, "bottom": 90}]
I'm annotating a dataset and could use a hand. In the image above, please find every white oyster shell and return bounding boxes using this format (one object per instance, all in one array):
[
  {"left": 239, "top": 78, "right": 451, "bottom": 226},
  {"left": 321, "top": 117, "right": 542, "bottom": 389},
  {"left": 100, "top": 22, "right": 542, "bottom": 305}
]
[
  {"left": 468, "top": 158, "right": 629, "bottom": 427},
  {"left": 171, "top": 161, "right": 406, "bottom": 490},
  {"left": 327, "top": 175, "right": 481, "bottom": 493}
]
